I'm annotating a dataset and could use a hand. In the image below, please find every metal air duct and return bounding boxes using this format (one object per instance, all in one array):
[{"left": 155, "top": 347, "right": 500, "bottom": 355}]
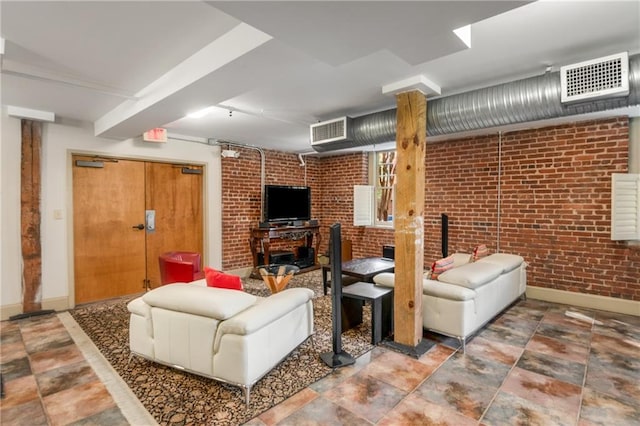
[{"left": 341, "top": 53, "right": 640, "bottom": 148}]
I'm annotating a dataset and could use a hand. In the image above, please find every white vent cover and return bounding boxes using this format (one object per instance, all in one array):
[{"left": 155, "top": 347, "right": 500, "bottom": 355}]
[
  {"left": 561, "top": 52, "right": 629, "bottom": 103},
  {"left": 611, "top": 173, "right": 640, "bottom": 241},
  {"left": 310, "top": 117, "right": 353, "bottom": 152}
]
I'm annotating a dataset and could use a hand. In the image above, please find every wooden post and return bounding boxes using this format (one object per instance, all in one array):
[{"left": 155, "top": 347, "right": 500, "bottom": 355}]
[
  {"left": 393, "top": 91, "right": 426, "bottom": 347},
  {"left": 21, "top": 120, "right": 43, "bottom": 313}
]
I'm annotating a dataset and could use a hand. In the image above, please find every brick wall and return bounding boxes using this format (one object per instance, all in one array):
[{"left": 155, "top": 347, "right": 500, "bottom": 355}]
[
  {"left": 313, "top": 153, "right": 396, "bottom": 259},
  {"left": 221, "top": 117, "right": 639, "bottom": 301},
  {"left": 221, "top": 147, "right": 322, "bottom": 269},
  {"left": 493, "top": 118, "right": 639, "bottom": 300}
]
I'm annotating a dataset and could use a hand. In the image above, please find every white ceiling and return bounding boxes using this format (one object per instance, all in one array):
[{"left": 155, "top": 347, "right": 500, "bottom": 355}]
[{"left": 2, "top": 1, "right": 639, "bottom": 153}]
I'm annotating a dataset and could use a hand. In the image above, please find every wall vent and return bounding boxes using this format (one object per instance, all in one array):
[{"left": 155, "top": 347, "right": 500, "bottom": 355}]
[
  {"left": 310, "top": 117, "right": 354, "bottom": 152},
  {"left": 561, "top": 52, "right": 629, "bottom": 103},
  {"left": 611, "top": 173, "right": 640, "bottom": 241}
]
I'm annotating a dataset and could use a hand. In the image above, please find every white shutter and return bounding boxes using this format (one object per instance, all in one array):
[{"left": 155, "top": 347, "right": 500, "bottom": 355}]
[
  {"left": 611, "top": 173, "right": 640, "bottom": 240},
  {"left": 354, "top": 185, "right": 374, "bottom": 226}
]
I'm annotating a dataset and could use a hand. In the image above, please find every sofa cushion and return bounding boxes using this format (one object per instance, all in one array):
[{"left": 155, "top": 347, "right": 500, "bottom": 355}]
[
  {"left": 204, "top": 267, "right": 243, "bottom": 291},
  {"left": 451, "top": 253, "right": 472, "bottom": 268},
  {"left": 142, "top": 283, "right": 257, "bottom": 320},
  {"left": 437, "top": 261, "right": 503, "bottom": 290},
  {"left": 477, "top": 253, "right": 524, "bottom": 273}
]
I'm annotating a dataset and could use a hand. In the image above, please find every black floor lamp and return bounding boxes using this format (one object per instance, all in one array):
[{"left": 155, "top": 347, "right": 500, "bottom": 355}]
[
  {"left": 442, "top": 213, "right": 449, "bottom": 258},
  {"left": 320, "top": 223, "right": 355, "bottom": 368}
]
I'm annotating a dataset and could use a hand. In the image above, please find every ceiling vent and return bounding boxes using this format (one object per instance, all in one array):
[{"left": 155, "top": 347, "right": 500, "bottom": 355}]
[
  {"left": 310, "top": 117, "right": 354, "bottom": 152},
  {"left": 561, "top": 52, "right": 629, "bottom": 103}
]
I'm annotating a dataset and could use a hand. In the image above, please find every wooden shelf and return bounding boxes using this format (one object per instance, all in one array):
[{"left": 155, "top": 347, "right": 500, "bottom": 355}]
[{"left": 249, "top": 224, "right": 321, "bottom": 277}]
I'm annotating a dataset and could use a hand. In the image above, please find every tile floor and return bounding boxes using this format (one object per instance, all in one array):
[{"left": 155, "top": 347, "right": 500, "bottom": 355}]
[
  {"left": 1, "top": 312, "right": 129, "bottom": 425},
  {"left": 1, "top": 298, "right": 639, "bottom": 425}
]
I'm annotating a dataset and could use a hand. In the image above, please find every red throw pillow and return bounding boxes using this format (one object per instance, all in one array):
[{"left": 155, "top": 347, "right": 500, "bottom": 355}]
[
  {"left": 431, "top": 255, "right": 454, "bottom": 280},
  {"left": 472, "top": 244, "right": 489, "bottom": 262},
  {"left": 204, "top": 267, "right": 243, "bottom": 291}
]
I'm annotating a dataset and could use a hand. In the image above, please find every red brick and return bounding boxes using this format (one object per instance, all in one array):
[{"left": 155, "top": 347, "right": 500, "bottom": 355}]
[{"left": 221, "top": 117, "right": 639, "bottom": 301}]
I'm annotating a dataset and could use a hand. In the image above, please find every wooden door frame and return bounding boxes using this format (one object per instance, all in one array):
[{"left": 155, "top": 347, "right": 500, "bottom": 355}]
[{"left": 67, "top": 151, "right": 207, "bottom": 307}]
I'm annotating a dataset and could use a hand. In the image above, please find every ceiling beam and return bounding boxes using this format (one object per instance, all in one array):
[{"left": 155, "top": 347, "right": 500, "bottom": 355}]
[{"left": 94, "top": 23, "right": 272, "bottom": 139}]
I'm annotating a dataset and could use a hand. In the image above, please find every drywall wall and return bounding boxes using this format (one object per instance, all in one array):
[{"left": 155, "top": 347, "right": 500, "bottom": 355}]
[
  {"left": 1, "top": 108, "right": 23, "bottom": 311},
  {"left": 1, "top": 110, "right": 222, "bottom": 318}
]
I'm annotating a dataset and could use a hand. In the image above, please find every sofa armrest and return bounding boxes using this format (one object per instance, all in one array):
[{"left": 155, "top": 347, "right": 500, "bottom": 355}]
[
  {"left": 217, "top": 288, "right": 314, "bottom": 336},
  {"left": 373, "top": 272, "right": 395, "bottom": 288},
  {"left": 127, "top": 296, "right": 151, "bottom": 318},
  {"left": 422, "top": 279, "right": 476, "bottom": 301},
  {"left": 127, "top": 296, "right": 154, "bottom": 349}
]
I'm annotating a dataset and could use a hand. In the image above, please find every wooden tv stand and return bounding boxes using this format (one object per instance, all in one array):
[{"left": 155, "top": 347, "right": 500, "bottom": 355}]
[{"left": 249, "top": 224, "right": 321, "bottom": 275}]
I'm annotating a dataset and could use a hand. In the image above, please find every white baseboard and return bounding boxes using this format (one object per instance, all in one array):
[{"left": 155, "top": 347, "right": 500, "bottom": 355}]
[
  {"left": 43, "top": 296, "right": 71, "bottom": 312},
  {"left": 1, "top": 297, "right": 71, "bottom": 321},
  {"left": 0, "top": 303, "right": 23, "bottom": 321},
  {"left": 527, "top": 286, "right": 640, "bottom": 317}
]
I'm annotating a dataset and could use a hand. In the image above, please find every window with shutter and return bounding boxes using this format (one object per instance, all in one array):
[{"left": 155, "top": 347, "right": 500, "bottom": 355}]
[
  {"left": 374, "top": 150, "right": 396, "bottom": 227},
  {"left": 353, "top": 185, "right": 374, "bottom": 226}
]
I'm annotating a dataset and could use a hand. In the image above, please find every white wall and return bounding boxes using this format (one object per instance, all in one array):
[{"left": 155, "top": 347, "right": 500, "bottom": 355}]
[
  {"left": 0, "top": 116, "right": 2, "bottom": 314},
  {"left": 1, "top": 108, "right": 23, "bottom": 315},
  {"left": 1, "top": 110, "right": 222, "bottom": 318}
]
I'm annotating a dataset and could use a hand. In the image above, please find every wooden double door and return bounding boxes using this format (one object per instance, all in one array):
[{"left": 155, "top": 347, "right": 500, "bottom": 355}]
[{"left": 72, "top": 156, "right": 203, "bottom": 304}]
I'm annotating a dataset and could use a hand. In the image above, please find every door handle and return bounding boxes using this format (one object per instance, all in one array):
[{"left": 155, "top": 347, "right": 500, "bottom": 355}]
[
  {"left": 145, "top": 210, "right": 155, "bottom": 232},
  {"left": 132, "top": 224, "right": 145, "bottom": 230}
]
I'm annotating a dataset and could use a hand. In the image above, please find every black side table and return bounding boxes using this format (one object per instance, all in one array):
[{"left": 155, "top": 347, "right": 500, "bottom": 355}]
[
  {"left": 342, "top": 282, "right": 393, "bottom": 345},
  {"left": 322, "top": 257, "right": 394, "bottom": 295}
]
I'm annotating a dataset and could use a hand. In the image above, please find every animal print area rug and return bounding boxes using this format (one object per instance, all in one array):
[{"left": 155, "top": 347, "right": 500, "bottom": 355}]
[{"left": 70, "top": 270, "right": 373, "bottom": 425}]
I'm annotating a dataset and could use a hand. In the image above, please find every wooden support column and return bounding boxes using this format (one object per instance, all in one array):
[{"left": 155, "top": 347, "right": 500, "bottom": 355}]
[
  {"left": 21, "top": 119, "right": 43, "bottom": 313},
  {"left": 393, "top": 91, "right": 426, "bottom": 348}
]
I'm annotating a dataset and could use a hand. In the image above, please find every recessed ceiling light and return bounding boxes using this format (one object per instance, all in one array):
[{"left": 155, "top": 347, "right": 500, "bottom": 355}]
[
  {"left": 453, "top": 24, "right": 471, "bottom": 49},
  {"left": 186, "top": 106, "right": 215, "bottom": 119}
]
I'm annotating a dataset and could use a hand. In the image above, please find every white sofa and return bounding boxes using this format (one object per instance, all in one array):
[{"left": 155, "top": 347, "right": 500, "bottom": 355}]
[
  {"left": 127, "top": 280, "right": 314, "bottom": 404},
  {"left": 373, "top": 253, "right": 527, "bottom": 350}
]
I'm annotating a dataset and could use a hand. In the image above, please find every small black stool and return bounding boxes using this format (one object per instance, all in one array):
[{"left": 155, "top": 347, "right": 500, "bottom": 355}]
[{"left": 341, "top": 282, "right": 393, "bottom": 345}]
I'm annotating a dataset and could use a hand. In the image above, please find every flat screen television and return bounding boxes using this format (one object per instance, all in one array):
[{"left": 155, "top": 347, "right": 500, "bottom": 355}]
[{"left": 264, "top": 185, "right": 311, "bottom": 223}]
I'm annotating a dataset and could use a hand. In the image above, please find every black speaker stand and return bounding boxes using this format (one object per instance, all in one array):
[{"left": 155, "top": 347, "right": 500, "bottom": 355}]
[{"left": 320, "top": 223, "right": 355, "bottom": 368}]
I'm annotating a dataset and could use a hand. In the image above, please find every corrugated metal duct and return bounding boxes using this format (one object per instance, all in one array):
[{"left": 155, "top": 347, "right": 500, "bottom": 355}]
[{"left": 350, "top": 53, "right": 640, "bottom": 145}]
